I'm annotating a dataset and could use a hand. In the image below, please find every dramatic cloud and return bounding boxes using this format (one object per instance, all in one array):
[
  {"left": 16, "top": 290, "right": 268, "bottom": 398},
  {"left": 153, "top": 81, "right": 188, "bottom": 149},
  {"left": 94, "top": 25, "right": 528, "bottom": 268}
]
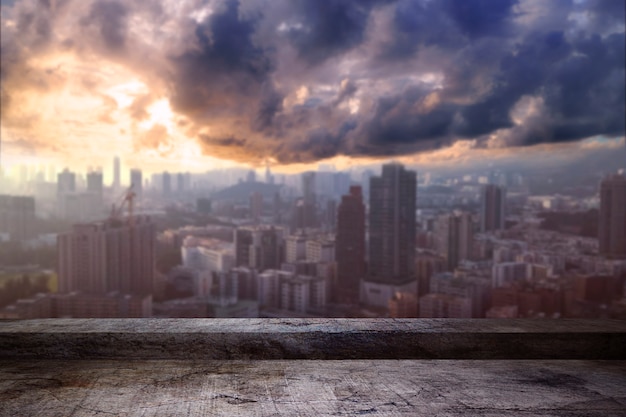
[{"left": 1, "top": 0, "right": 624, "bottom": 167}]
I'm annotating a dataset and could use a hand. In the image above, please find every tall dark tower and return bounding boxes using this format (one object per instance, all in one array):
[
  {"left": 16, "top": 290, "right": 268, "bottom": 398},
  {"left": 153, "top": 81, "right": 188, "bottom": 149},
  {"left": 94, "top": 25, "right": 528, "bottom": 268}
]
[
  {"left": 368, "top": 163, "right": 417, "bottom": 283},
  {"left": 301, "top": 171, "right": 317, "bottom": 228},
  {"left": 480, "top": 184, "right": 505, "bottom": 233},
  {"left": 335, "top": 186, "right": 366, "bottom": 303},
  {"left": 599, "top": 174, "right": 626, "bottom": 259},
  {"left": 436, "top": 211, "right": 474, "bottom": 271}
]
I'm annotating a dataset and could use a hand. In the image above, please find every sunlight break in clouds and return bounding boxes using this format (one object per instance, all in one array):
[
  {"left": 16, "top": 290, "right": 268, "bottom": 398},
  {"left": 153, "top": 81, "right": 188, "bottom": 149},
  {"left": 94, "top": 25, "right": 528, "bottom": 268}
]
[{"left": 0, "top": 0, "right": 624, "bottom": 172}]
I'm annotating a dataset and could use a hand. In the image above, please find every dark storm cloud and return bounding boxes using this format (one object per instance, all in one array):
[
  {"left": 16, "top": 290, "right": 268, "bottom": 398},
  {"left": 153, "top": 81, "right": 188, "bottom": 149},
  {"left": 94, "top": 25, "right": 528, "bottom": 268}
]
[
  {"left": 443, "top": 0, "right": 518, "bottom": 38},
  {"left": 364, "top": 86, "right": 456, "bottom": 144},
  {"left": 334, "top": 79, "right": 358, "bottom": 104},
  {"left": 253, "top": 82, "right": 283, "bottom": 131},
  {"left": 197, "top": 134, "right": 251, "bottom": 160},
  {"left": 382, "top": 0, "right": 517, "bottom": 59},
  {"left": 585, "top": 0, "right": 626, "bottom": 30},
  {"left": 286, "top": 0, "right": 392, "bottom": 64},
  {"left": 382, "top": 0, "right": 454, "bottom": 59},
  {"left": 456, "top": 30, "right": 624, "bottom": 144},
  {"left": 1, "top": 0, "right": 624, "bottom": 164},
  {"left": 82, "top": 1, "right": 129, "bottom": 51},
  {"left": 542, "top": 32, "right": 625, "bottom": 142},
  {"left": 261, "top": 117, "right": 354, "bottom": 163},
  {"left": 363, "top": 22, "right": 624, "bottom": 150},
  {"left": 168, "top": 0, "right": 272, "bottom": 116},
  {"left": 453, "top": 31, "right": 573, "bottom": 137}
]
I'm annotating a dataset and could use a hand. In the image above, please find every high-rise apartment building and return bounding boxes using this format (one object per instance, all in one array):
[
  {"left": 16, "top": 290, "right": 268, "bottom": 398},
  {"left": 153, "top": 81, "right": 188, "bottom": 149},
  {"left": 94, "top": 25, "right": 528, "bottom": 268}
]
[
  {"left": 265, "top": 165, "right": 274, "bottom": 184},
  {"left": 435, "top": 211, "right": 474, "bottom": 271},
  {"left": 305, "top": 238, "right": 335, "bottom": 263},
  {"left": 177, "top": 172, "right": 185, "bottom": 193},
  {"left": 302, "top": 172, "right": 316, "bottom": 204},
  {"left": 130, "top": 169, "right": 143, "bottom": 199},
  {"left": 57, "top": 215, "right": 156, "bottom": 296},
  {"left": 415, "top": 251, "right": 446, "bottom": 297},
  {"left": 234, "top": 226, "right": 284, "bottom": 271},
  {"left": 368, "top": 163, "right": 417, "bottom": 283},
  {"left": 86, "top": 171, "right": 104, "bottom": 196},
  {"left": 257, "top": 269, "right": 326, "bottom": 313},
  {"left": 285, "top": 234, "right": 307, "bottom": 263},
  {"left": 324, "top": 199, "right": 337, "bottom": 231},
  {"left": 162, "top": 171, "right": 171, "bottom": 196},
  {"left": 419, "top": 293, "right": 472, "bottom": 318},
  {"left": 249, "top": 192, "right": 263, "bottom": 221},
  {"left": 113, "top": 156, "right": 121, "bottom": 190},
  {"left": 181, "top": 236, "right": 234, "bottom": 274},
  {"left": 335, "top": 186, "right": 366, "bottom": 303},
  {"left": 301, "top": 172, "right": 317, "bottom": 228},
  {"left": 0, "top": 195, "right": 36, "bottom": 241},
  {"left": 480, "top": 184, "right": 505, "bottom": 233},
  {"left": 57, "top": 169, "right": 76, "bottom": 194},
  {"left": 599, "top": 174, "right": 626, "bottom": 259}
]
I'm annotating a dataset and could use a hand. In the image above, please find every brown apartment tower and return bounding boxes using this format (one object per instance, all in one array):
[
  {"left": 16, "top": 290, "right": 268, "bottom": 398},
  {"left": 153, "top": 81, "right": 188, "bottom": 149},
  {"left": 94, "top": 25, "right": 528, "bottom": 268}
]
[
  {"left": 58, "top": 215, "right": 156, "bottom": 296},
  {"left": 599, "top": 174, "right": 626, "bottom": 259},
  {"left": 335, "top": 186, "right": 366, "bottom": 303}
]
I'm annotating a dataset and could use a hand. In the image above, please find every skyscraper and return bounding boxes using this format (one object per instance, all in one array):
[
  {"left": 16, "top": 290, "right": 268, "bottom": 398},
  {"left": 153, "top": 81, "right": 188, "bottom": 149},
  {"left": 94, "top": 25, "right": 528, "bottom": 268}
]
[
  {"left": 87, "top": 171, "right": 103, "bottom": 196},
  {"left": 57, "top": 169, "right": 76, "bottom": 194},
  {"left": 0, "top": 195, "right": 35, "bottom": 242},
  {"left": 599, "top": 174, "right": 626, "bottom": 259},
  {"left": 86, "top": 170, "right": 104, "bottom": 219},
  {"left": 324, "top": 199, "right": 337, "bottom": 231},
  {"left": 335, "top": 186, "right": 366, "bottom": 303},
  {"left": 301, "top": 172, "right": 317, "bottom": 228},
  {"left": 130, "top": 169, "right": 143, "bottom": 200},
  {"left": 113, "top": 156, "right": 121, "bottom": 190},
  {"left": 177, "top": 172, "right": 185, "bottom": 193},
  {"left": 249, "top": 191, "right": 263, "bottom": 221},
  {"left": 480, "top": 184, "right": 505, "bottom": 233},
  {"left": 265, "top": 165, "right": 274, "bottom": 184},
  {"left": 435, "top": 211, "right": 474, "bottom": 271},
  {"left": 368, "top": 163, "right": 417, "bottom": 283},
  {"left": 162, "top": 171, "right": 171, "bottom": 196}
]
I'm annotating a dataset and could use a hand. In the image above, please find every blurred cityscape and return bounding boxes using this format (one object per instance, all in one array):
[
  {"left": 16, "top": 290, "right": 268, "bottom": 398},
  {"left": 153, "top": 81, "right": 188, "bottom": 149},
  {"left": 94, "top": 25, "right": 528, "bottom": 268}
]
[{"left": 0, "top": 158, "right": 625, "bottom": 319}]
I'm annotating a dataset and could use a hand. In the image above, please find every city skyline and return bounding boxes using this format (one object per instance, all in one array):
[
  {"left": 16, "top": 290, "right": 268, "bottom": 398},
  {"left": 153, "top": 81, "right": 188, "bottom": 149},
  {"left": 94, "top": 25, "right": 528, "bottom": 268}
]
[
  {"left": 1, "top": 0, "right": 624, "bottom": 174},
  {"left": 2, "top": 157, "right": 626, "bottom": 319},
  {"left": 0, "top": 0, "right": 625, "bottom": 322}
]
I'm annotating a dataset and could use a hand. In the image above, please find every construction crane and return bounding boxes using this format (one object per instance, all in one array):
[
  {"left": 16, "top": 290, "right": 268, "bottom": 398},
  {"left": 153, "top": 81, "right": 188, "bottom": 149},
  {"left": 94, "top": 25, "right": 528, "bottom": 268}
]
[{"left": 110, "top": 184, "right": 136, "bottom": 227}]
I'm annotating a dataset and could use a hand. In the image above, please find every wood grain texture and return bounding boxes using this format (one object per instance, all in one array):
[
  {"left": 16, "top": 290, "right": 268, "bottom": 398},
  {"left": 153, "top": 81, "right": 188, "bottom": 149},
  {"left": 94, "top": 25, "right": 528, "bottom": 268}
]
[
  {"left": 1, "top": 360, "right": 625, "bottom": 416},
  {"left": 2, "top": 318, "right": 625, "bottom": 360}
]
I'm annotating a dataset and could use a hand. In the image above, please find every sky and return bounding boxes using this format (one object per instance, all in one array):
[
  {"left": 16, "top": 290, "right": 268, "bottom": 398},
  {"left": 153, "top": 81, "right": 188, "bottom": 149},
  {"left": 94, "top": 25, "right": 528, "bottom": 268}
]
[{"left": 0, "top": 0, "right": 624, "bottom": 174}]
